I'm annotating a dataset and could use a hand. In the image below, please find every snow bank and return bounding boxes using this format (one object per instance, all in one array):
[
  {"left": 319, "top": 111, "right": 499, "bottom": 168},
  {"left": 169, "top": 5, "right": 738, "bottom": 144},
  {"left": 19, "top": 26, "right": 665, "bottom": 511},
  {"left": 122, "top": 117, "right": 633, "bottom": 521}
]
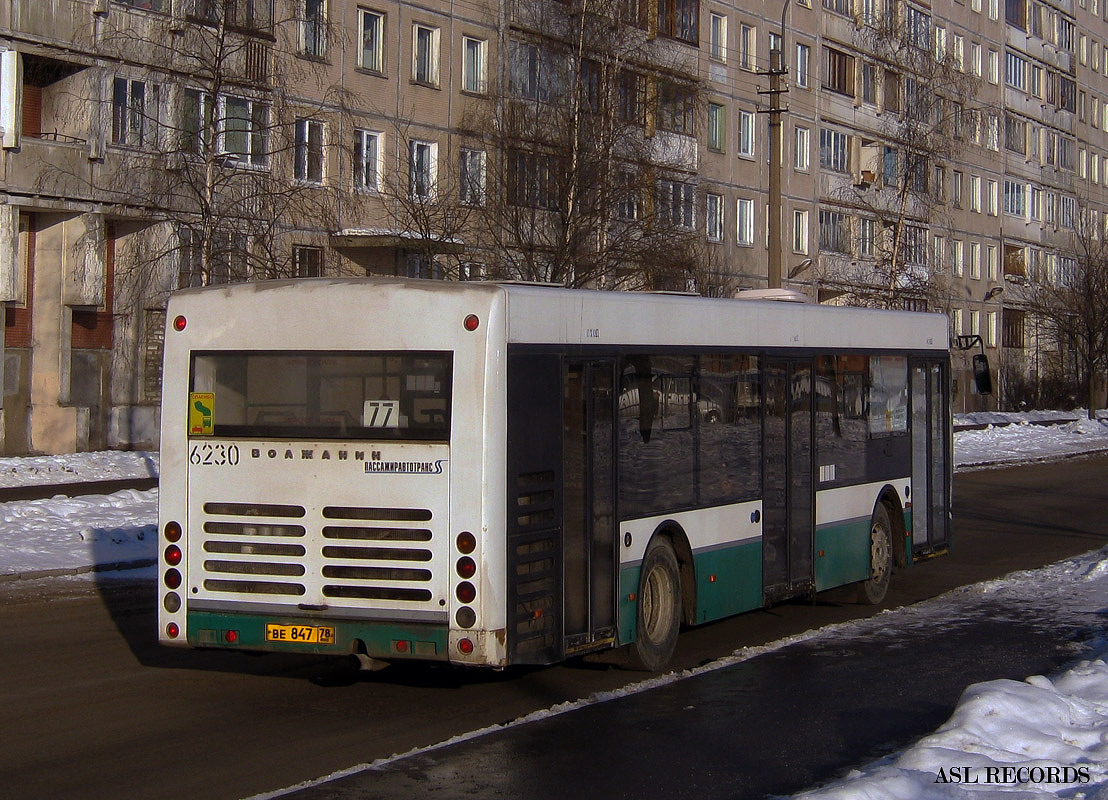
[{"left": 795, "top": 660, "right": 1108, "bottom": 799}]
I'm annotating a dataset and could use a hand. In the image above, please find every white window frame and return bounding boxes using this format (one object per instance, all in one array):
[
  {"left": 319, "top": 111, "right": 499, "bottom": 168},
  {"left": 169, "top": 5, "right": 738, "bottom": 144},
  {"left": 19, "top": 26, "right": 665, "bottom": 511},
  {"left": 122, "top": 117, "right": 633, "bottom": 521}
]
[
  {"left": 793, "top": 208, "right": 809, "bottom": 254},
  {"left": 354, "top": 128, "right": 382, "bottom": 192},
  {"left": 794, "top": 125, "right": 810, "bottom": 171},
  {"left": 359, "top": 9, "right": 386, "bottom": 73},
  {"left": 459, "top": 147, "right": 486, "bottom": 205},
  {"left": 412, "top": 23, "right": 441, "bottom": 86},
  {"left": 739, "top": 110, "right": 755, "bottom": 157},
  {"left": 219, "top": 95, "right": 269, "bottom": 168},
  {"left": 409, "top": 139, "right": 438, "bottom": 200},
  {"left": 709, "top": 13, "right": 727, "bottom": 62},
  {"left": 294, "top": 117, "right": 325, "bottom": 184},
  {"left": 736, "top": 197, "right": 755, "bottom": 245},
  {"left": 795, "top": 43, "right": 810, "bottom": 88},
  {"left": 112, "top": 76, "right": 157, "bottom": 149},
  {"left": 706, "top": 192, "right": 725, "bottom": 242},
  {"left": 461, "top": 35, "right": 487, "bottom": 94},
  {"left": 302, "top": 0, "right": 327, "bottom": 58}
]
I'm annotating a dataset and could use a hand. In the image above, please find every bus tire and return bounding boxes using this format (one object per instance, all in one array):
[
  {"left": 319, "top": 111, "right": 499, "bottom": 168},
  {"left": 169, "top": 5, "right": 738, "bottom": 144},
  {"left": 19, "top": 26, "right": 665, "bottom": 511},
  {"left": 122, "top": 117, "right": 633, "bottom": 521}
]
[
  {"left": 858, "top": 503, "right": 893, "bottom": 605},
  {"left": 628, "top": 537, "right": 681, "bottom": 672}
]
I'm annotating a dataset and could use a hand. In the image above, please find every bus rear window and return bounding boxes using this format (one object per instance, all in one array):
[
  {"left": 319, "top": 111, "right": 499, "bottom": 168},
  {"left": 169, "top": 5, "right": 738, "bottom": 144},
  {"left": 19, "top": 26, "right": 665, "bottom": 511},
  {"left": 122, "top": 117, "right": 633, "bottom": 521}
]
[{"left": 189, "top": 351, "right": 452, "bottom": 441}]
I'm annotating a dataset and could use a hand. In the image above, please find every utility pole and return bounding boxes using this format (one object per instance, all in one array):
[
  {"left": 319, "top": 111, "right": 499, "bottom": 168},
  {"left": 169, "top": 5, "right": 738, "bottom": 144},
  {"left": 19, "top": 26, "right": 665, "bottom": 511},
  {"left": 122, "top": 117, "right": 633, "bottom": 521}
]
[{"left": 759, "top": 3, "right": 790, "bottom": 289}]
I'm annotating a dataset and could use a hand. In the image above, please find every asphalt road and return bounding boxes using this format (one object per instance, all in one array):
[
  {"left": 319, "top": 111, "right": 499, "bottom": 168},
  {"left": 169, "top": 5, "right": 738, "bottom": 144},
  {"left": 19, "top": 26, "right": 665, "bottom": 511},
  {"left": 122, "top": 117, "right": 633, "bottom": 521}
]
[{"left": 4, "top": 456, "right": 1108, "bottom": 800}]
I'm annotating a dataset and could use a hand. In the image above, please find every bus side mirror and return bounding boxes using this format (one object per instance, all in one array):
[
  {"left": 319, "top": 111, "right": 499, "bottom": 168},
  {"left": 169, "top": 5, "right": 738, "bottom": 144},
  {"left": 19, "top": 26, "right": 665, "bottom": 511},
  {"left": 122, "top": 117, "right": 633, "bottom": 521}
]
[{"left": 972, "top": 354, "right": 993, "bottom": 395}]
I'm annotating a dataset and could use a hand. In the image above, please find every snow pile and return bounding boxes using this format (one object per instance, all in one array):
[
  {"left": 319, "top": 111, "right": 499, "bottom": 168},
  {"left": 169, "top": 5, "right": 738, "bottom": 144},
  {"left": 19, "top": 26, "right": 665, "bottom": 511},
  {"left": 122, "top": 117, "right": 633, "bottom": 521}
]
[
  {"left": 795, "top": 660, "right": 1108, "bottom": 799},
  {"left": 0, "top": 450, "right": 158, "bottom": 488},
  {"left": 955, "top": 414, "right": 1108, "bottom": 469},
  {"left": 0, "top": 488, "right": 158, "bottom": 576}
]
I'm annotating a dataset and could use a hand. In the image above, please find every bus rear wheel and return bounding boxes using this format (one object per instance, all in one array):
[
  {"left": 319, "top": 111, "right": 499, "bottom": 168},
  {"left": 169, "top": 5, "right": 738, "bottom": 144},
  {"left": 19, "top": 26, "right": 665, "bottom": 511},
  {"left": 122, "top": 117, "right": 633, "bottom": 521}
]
[
  {"left": 627, "top": 537, "right": 681, "bottom": 672},
  {"left": 858, "top": 504, "right": 893, "bottom": 605}
]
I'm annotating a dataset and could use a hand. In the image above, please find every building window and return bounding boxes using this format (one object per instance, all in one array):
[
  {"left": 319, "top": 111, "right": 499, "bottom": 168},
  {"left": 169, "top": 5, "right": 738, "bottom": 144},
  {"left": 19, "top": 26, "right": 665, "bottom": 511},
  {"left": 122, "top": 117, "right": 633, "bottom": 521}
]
[
  {"left": 738, "top": 110, "right": 755, "bottom": 157},
  {"left": 794, "top": 126, "right": 810, "bottom": 171},
  {"left": 859, "top": 217, "right": 876, "bottom": 257},
  {"left": 793, "top": 209, "right": 809, "bottom": 253},
  {"left": 952, "top": 240, "right": 964, "bottom": 276},
  {"left": 969, "top": 241, "right": 981, "bottom": 278},
  {"left": 1002, "top": 308, "right": 1025, "bottom": 348},
  {"left": 412, "top": 23, "right": 440, "bottom": 86},
  {"left": 823, "top": 0, "right": 851, "bottom": 15},
  {"left": 795, "top": 43, "right": 810, "bottom": 88},
  {"left": 509, "top": 150, "right": 559, "bottom": 210},
  {"left": 220, "top": 96, "right": 269, "bottom": 167},
  {"left": 736, "top": 197, "right": 755, "bottom": 245},
  {"left": 359, "top": 9, "right": 385, "bottom": 73},
  {"left": 902, "top": 225, "right": 927, "bottom": 266},
  {"left": 986, "top": 178, "right": 998, "bottom": 215},
  {"left": 294, "top": 118, "right": 325, "bottom": 184},
  {"left": 969, "top": 175, "right": 981, "bottom": 211},
  {"left": 459, "top": 148, "right": 486, "bottom": 205},
  {"left": 906, "top": 6, "right": 931, "bottom": 50},
  {"left": 818, "top": 209, "right": 850, "bottom": 254},
  {"left": 739, "top": 24, "right": 756, "bottom": 70},
  {"left": 302, "top": 0, "right": 327, "bottom": 58},
  {"left": 706, "top": 193, "right": 724, "bottom": 242},
  {"left": 409, "top": 139, "right": 437, "bottom": 201},
  {"left": 657, "top": 0, "right": 698, "bottom": 43},
  {"left": 354, "top": 129, "right": 381, "bottom": 191},
  {"left": 708, "top": 103, "right": 726, "bottom": 152},
  {"left": 461, "top": 36, "right": 487, "bottom": 93},
  {"left": 656, "top": 180, "right": 696, "bottom": 230},
  {"left": 861, "top": 62, "right": 877, "bottom": 104},
  {"left": 823, "top": 47, "right": 855, "bottom": 96},
  {"left": 709, "top": 13, "right": 727, "bottom": 61},
  {"left": 1005, "top": 51, "right": 1027, "bottom": 90},
  {"left": 656, "top": 80, "right": 696, "bottom": 135},
  {"left": 1003, "top": 179, "right": 1027, "bottom": 217},
  {"left": 820, "top": 128, "right": 850, "bottom": 173},
  {"left": 112, "top": 77, "right": 157, "bottom": 148},
  {"left": 294, "top": 246, "right": 324, "bottom": 277}
]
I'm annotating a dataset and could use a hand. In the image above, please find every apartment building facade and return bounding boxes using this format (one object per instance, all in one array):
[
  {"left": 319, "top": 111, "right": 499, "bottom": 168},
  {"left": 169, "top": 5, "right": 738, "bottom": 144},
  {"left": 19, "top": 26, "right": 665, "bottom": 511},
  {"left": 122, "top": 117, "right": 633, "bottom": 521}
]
[{"left": 0, "top": 0, "right": 1102, "bottom": 453}]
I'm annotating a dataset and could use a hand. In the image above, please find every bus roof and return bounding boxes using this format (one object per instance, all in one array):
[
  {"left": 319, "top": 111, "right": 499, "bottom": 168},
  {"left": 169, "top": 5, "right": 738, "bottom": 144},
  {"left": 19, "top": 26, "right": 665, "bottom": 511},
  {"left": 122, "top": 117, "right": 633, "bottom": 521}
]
[{"left": 168, "top": 277, "right": 949, "bottom": 353}]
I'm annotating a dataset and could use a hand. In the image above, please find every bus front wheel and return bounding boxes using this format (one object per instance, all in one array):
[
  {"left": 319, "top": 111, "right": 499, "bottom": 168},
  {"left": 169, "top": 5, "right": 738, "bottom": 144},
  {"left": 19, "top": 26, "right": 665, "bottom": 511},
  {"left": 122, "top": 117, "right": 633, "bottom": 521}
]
[
  {"left": 628, "top": 537, "right": 681, "bottom": 672},
  {"left": 858, "top": 504, "right": 893, "bottom": 605}
]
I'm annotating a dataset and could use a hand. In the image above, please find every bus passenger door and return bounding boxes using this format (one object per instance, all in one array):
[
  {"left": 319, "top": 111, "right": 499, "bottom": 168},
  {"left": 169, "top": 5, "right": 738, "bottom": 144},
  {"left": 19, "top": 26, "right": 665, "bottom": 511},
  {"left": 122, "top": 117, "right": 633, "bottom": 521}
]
[
  {"left": 562, "top": 360, "right": 617, "bottom": 653},
  {"left": 762, "top": 358, "right": 815, "bottom": 602},
  {"left": 910, "top": 359, "right": 951, "bottom": 553}
]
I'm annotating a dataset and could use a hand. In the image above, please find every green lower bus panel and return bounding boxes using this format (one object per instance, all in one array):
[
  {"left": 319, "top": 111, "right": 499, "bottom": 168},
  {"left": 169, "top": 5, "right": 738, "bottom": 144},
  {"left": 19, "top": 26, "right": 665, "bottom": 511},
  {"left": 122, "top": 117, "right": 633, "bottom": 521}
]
[
  {"left": 814, "top": 519, "right": 872, "bottom": 591},
  {"left": 617, "top": 539, "right": 763, "bottom": 644},
  {"left": 186, "top": 609, "right": 449, "bottom": 661}
]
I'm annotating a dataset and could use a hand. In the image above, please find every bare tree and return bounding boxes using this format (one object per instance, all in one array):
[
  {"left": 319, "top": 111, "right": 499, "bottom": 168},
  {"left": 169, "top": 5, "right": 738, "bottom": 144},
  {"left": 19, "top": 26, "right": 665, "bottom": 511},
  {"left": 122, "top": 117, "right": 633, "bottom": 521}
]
[
  {"left": 381, "top": 0, "right": 712, "bottom": 290},
  {"left": 42, "top": 2, "right": 344, "bottom": 301},
  {"left": 818, "top": 4, "right": 984, "bottom": 309},
  {"left": 1021, "top": 202, "right": 1108, "bottom": 419}
]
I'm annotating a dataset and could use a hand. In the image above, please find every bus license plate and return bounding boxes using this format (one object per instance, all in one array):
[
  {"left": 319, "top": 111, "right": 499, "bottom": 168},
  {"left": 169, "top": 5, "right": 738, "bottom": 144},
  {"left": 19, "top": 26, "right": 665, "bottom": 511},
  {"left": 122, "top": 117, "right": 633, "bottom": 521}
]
[{"left": 265, "top": 623, "right": 336, "bottom": 645}]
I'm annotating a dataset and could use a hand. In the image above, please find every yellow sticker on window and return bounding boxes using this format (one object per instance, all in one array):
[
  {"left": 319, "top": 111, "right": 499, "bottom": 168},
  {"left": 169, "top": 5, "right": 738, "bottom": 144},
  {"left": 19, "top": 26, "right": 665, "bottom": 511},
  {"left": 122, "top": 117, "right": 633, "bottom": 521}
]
[{"left": 189, "top": 392, "right": 215, "bottom": 436}]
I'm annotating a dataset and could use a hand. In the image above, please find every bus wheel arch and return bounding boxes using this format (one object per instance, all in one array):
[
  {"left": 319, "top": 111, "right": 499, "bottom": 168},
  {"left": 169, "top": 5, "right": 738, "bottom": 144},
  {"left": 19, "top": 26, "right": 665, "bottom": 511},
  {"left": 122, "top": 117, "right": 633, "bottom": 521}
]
[
  {"left": 878, "top": 487, "right": 909, "bottom": 569},
  {"left": 627, "top": 528, "right": 687, "bottom": 671}
]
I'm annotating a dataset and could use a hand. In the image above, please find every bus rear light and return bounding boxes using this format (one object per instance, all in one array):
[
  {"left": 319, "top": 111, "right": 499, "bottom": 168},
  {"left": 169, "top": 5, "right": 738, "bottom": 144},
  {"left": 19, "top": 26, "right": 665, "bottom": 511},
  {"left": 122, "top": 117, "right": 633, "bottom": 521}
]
[
  {"left": 164, "top": 545, "right": 182, "bottom": 566},
  {"left": 173, "top": 315, "right": 187, "bottom": 332},
  {"left": 163, "top": 592, "right": 181, "bottom": 613},
  {"left": 455, "top": 607, "right": 476, "bottom": 628},
  {"left": 393, "top": 640, "right": 410, "bottom": 654},
  {"left": 456, "top": 556, "right": 476, "bottom": 579},
  {"left": 164, "top": 521, "right": 182, "bottom": 542},
  {"left": 164, "top": 568, "right": 182, "bottom": 590},
  {"left": 463, "top": 314, "right": 480, "bottom": 332},
  {"left": 456, "top": 531, "right": 476, "bottom": 554},
  {"left": 458, "top": 638, "right": 474, "bottom": 654},
  {"left": 456, "top": 581, "right": 476, "bottom": 604},
  {"left": 224, "top": 630, "right": 239, "bottom": 644},
  {"left": 166, "top": 622, "right": 180, "bottom": 639}
]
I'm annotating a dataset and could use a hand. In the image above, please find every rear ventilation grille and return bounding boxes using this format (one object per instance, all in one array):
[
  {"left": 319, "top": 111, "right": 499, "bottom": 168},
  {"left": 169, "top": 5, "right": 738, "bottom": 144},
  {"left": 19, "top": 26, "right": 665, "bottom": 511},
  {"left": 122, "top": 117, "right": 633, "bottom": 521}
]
[{"left": 198, "top": 504, "right": 437, "bottom": 605}]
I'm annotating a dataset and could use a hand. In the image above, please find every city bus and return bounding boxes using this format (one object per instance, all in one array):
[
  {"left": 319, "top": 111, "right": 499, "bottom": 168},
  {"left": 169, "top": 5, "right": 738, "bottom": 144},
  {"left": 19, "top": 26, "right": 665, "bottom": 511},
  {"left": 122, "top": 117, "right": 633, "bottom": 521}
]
[{"left": 157, "top": 277, "right": 951, "bottom": 671}]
